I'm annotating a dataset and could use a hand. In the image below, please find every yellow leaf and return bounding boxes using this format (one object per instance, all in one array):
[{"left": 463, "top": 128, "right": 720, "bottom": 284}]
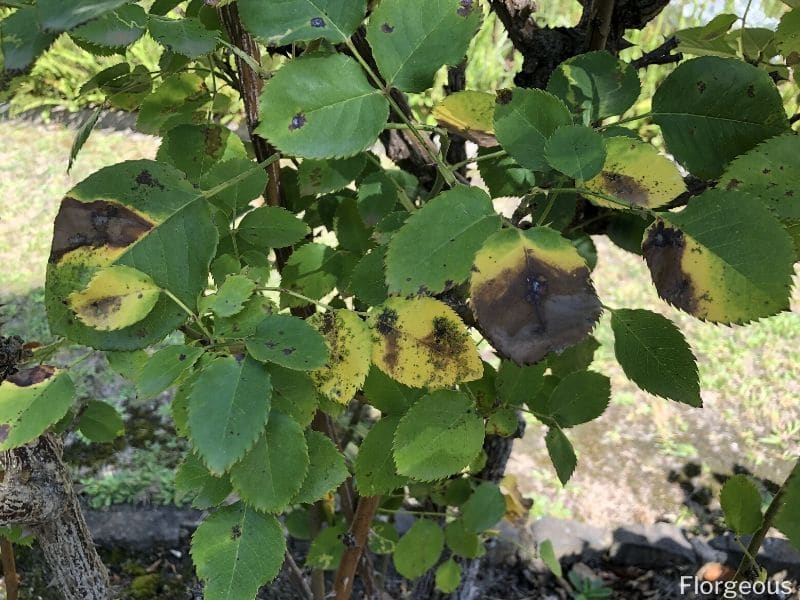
[
  {"left": 310, "top": 310, "right": 372, "bottom": 404},
  {"left": 584, "top": 137, "right": 687, "bottom": 209},
  {"left": 432, "top": 91, "right": 497, "bottom": 147},
  {"left": 368, "top": 297, "right": 482, "bottom": 388},
  {"left": 67, "top": 265, "right": 161, "bottom": 331}
]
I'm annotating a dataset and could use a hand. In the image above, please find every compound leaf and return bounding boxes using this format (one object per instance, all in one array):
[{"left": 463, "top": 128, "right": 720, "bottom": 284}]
[{"left": 238, "top": 0, "right": 366, "bottom": 45}]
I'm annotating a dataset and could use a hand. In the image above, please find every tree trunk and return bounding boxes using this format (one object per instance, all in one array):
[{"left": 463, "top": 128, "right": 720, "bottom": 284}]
[{"left": 0, "top": 435, "right": 111, "bottom": 600}]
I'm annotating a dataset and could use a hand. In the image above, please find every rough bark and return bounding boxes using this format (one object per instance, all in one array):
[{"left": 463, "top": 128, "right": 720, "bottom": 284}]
[{"left": 0, "top": 435, "right": 111, "bottom": 600}]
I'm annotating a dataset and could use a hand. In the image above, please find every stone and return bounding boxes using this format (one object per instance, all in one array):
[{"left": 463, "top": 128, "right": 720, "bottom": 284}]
[
  {"left": 529, "top": 517, "right": 612, "bottom": 563},
  {"left": 710, "top": 534, "right": 800, "bottom": 577},
  {"left": 609, "top": 523, "right": 696, "bottom": 568},
  {"left": 84, "top": 504, "right": 201, "bottom": 550}
]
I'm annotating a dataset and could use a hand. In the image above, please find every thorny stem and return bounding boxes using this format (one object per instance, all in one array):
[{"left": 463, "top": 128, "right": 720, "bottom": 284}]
[{"left": 162, "top": 289, "right": 214, "bottom": 341}]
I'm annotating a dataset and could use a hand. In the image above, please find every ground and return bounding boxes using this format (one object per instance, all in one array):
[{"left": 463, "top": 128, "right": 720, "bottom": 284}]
[{"left": 0, "top": 118, "right": 798, "bottom": 596}]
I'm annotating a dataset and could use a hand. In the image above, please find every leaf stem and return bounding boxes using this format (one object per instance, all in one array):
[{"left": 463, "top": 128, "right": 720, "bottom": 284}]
[
  {"left": 162, "top": 289, "right": 214, "bottom": 341},
  {"left": 738, "top": 0, "right": 754, "bottom": 60},
  {"left": 255, "top": 287, "right": 367, "bottom": 315},
  {"left": 598, "top": 112, "right": 652, "bottom": 129},
  {"left": 449, "top": 149, "right": 508, "bottom": 171},
  {"left": 377, "top": 508, "right": 449, "bottom": 519}
]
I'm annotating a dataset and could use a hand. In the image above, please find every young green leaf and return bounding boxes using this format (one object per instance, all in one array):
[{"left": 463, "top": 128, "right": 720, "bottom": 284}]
[
  {"left": 238, "top": 0, "right": 367, "bottom": 45},
  {"left": 0, "top": 367, "right": 74, "bottom": 451},
  {"left": 386, "top": 186, "right": 501, "bottom": 295},
  {"left": 547, "top": 51, "right": 640, "bottom": 124},
  {"left": 200, "top": 275, "right": 256, "bottom": 318},
  {"left": 539, "top": 539, "right": 563, "bottom": 578},
  {"left": 393, "top": 390, "right": 484, "bottom": 481},
  {"left": 494, "top": 88, "right": 572, "bottom": 171},
  {"left": 461, "top": 482, "right": 506, "bottom": 532},
  {"left": 369, "top": 521, "right": 399, "bottom": 555},
  {"left": 583, "top": 137, "right": 687, "bottom": 210},
  {"left": 306, "top": 524, "right": 346, "bottom": 570},
  {"left": 642, "top": 190, "right": 794, "bottom": 324},
  {"left": 0, "top": 7, "right": 56, "bottom": 71},
  {"left": 246, "top": 314, "right": 329, "bottom": 370},
  {"left": 230, "top": 411, "right": 309, "bottom": 513},
  {"left": 175, "top": 454, "right": 232, "bottom": 510},
  {"left": 309, "top": 310, "right": 372, "bottom": 404},
  {"left": 545, "top": 427, "right": 577, "bottom": 485},
  {"left": 542, "top": 370, "right": 610, "bottom": 428},
  {"left": 366, "top": 0, "right": 483, "bottom": 93},
  {"left": 67, "top": 265, "right": 161, "bottom": 331},
  {"left": 720, "top": 474, "right": 763, "bottom": 535},
  {"left": 393, "top": 519, "right": 445, "bottom": 579},
  {"left": 348, "top": 248, "right": 389, "bottom": 306},
  {"left": 68, "top": 107, "right": 102, "bottom": 173},
  {"left": 147, "top": 16, "right": 218, "bottom": 58},
  {"left": 256, "top": 53, "right": 389, "bottom": 159},
  {"left": 544, "top": 125, "right": 607, "bottom": 182},
  {"left": 191, "top": 503, "right": 285, "bottom": 599},
  {"left": 187, "top": 356, "right": 272, "bottom": 474},
  {"left": 652, "top": 56, "right": 789, "bottom": 179},
  {"left": 470, "top": 227, "right": 602, "bottom": 365},
  {"left": 368, "top": 297, "right": 482, "bottom": 388},
  {"left": 293, "top": 430, "right": 348, "bottom": 505},
  {"left": 610, "top": 309, "right": 701, "bottom": 407},
  {"left": 354, "top": 415, "right": 408, "bottom": 495},
  {"left": 136, "top": 345, "right": 204, "bottom": 400},
  {"left": 435, "top": 558, "right": 462, "bottom": 594},
  {"left": 78, "top": 400, "right": 124, "bottom": 442}
]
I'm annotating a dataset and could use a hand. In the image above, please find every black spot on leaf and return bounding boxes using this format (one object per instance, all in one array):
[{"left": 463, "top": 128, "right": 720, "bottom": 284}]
[
  {"left": 496, "top": 89, "right": 513, "bottom": 105},
  {"left": 310, "top": 16, "right": 326, "bottom": 28},
  {"left": 134, "top": 170, "right": 164, "bottom": 190},
  {"left": 231, "top": 525, "right": 242, "bottom": 540},
  {"left": 7, "top": 365, "right": 56, "bottom": 387},
  {"left": 381, "top": 22, "right": 394, "bottom": 33},
  {"left": 289, "top": 113, "right": 306, "bottom": 131},
  {"left": 457, "top": 0, "right": 474, "bottom": 16},
  {"left": 642, "top": 221, "right": 699, "bottom": 314}
]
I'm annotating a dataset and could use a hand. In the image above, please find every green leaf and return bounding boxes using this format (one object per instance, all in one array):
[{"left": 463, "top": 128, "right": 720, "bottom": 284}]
[
  {"left": 470, "top": 227, "right": 602, "bottom": 365},
  {"left": 157, "top": 124, "right": 246, "bottom": 184},
  {"left": 0, "top": 367, "right": 74, "bottom": 451},
  {"left": 361, "top": 365, "right": 422, "bottom": 414},
  {"left": 369, "top": 521, "right": 399, "bottom": 554},
  {"left": 299, "top": 155, "right": 366, "bottom": 196},
  {"left": 642, "top": 190, "right": 795, "bottom": 324},
  {"left": 148, "top": 16, "right": 218, "bottom": 58},
  {"left": 137, "top": 345, "right": 204, "bottom": 400},
  {"left": 542, "top": 370, "right": 610, "bottom": 428},
  {"left": 539, "top": 539, "right": 563, "bottom": 578},
  {"left": 187, "top": 356, "right": 272, "bottom": 474},
  {"left": 486, "top": 406, "right": 519, "bottom": 436},
  {"left": 477, "top": 148, "right": 536, "bottom": 198},
  {"left": 201, "top": 159, "right": 268, "bottom": 219},
  {"left": 348, "top": 248, "right": 389, "bottom": 306},
  {"left": 70, "top": 4, "right": 147, "bottom": 49},
  {"left": 367, "top": 0, "right": 482, "bottom": 93},
  {"left": 775, "top": 469, "right": 800, "bottom": 550},
  {"left": 394, "top": 519, "right": 445, "bottom": 579},
  {"left": 246, "top": 314, "right": 329, "bottom": 370},
  {"left": 357, "top": 171, "right": 402, "bottom": 226},
  {"left": 230, "top": 411, "right": 309, "bottom": 513},
  {"left": 238, "top": 0, "right": 366, "bottom": 45},
  {"left": 106, "top": 350, "right": 148, "bottom": 381},
  {"left": 237, "top": 206, "right": 310, "bottom": 251},
  {"left": 355, "top": 415, "right": 408, "bottom": 495},
  {"left": 544, "top": 125, "right": 606, "bottom": 182},
  {"left": 268, "top": 365, "right": 319, "bottom": 428},
  {"left": 306, "top": 524, "right": 345, "bottom": 570},
  {"left": 435, "top": 558, "right": 462, "bottom": 594},
  {"left": 214, "top": 295, "right": 275, "bottom": 340},
  {"left": 38, "top": 0, "right": 129, "bottom": 31},
  {"left": 445, "top": 518, "right": 482, "bottom": 558},
  {"left": 368, "top": 297, "right": 483, "bottom": 388},
  {"left": 256, "top": 53, "right": 389, "bottom": 159},
  {"left": 66, "top": 265, "right": 161, "bottom": 331},
  {"left": 393, "top": 390, "right": 484, "bottom": 481},
  {"left": 45, "top": 160, "right": 217, "bottom": 350},
  {"left": 610, "top": 309, "right": 701, "bottom": 407},
  {"left": 433, "top": 90, "right": 497, "bottom": 146},
  {"left": 720, "top": 474, "right": 763, "bottom": 535},
  {"left": 77, "top": 400, "right": 124, "bottom": 442},
  {"left": 293, "top": 430, "right": 348, "bottom": 504},
  {"left": 175, "top": 454, "right": 232, "bottom": 509},
  {"left": 496, "top": 361, "right": 546, "bottom": 406},
  {"left": 192, "top": 503, "right": 285, "bottom": 600},
  {"left": 1, "top": 7, "right": 56, "bottom": 71},
  {"left": 386, "top": 186, "right": 501, "bottom": 295},
  {"left": 461, "top": 482, "right": 506, "bottom": 533},
  {"left": 652, "top": 56, "right": 789, "bottom": 179},
  {"left": 494, "top": 88, "right": 572, "bottom": 172},
  {"left": 335, "top": 196, "right": 373, "bottom": 255},
  {"left": 547, "top": 51, "right": 640, "bottom": 124},
  {"left": 68, "top": 107, "right": 102, "bottom": 173},
  {"left": 279, "top": 243, "right": 339, "bottom": 308},
  {"left": 776, "top": 9, "right": 800, "bottom": 58},
  {"left": 547, "top": 335, "right": 599, "bottom": 378},
  {"left": 200, "top": 275, "right": 255, "bottom": 318},
  {"left": 583, "top": 137, "right": 687, "bottom": 210},
  {"left": 674, "top": 26, "right": 738, "bottom": 58},
  {"left": 136, "top": 73, "right": 210, "bottom": 135},
  {"left": 545, "top": 427, "right": 576, "bottom": 485}
]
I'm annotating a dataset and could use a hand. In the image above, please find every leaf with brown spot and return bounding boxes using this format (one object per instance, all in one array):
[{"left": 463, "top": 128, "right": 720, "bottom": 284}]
[
  {"left": 432, "top": 91, "right": 497, "bottom": 147},
  {"left": 0, "top": 367, "right": 74, "bottom": 451},
  {"left": 368, "top": 297, "right": 482, "bottom": 388},
  {"left": 470, "top": 227, "right": 602, "bottom": 365}
]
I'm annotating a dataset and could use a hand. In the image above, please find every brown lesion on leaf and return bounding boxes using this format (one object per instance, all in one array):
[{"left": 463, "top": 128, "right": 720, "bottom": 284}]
[
  {"left": 381, "top": 22, "right": 394, "bottom": 33},
  {"left": 642, "top": 221, "right": 699, "bottom": 314},
  {"left": 495, "top": 89, "right": 513, "bottom": 105},
  {"left": 134, "top": 170, "right": 164, "bottom": 190},
  {"left": 79, "top": 296, "right": 124, "bottom": 323},
  {"left": 203, "top": 126, "right": 224, "bottom": 156},
  {"left": 49, "top": 198, "right": 153, "bottom": 263},
  {"left": 0, "top": 424, "right": 9, "bottom": 443},
  {"left": 7, "top": 365, "right": 56, "bottom": 388},
  {"left": 231, "top": 525, "right": 242, "bottom": 540},
  {"left": 375, "top": 308, "right": 399, "bottom": 370},
  {"left": 600, "top": 172, "right": 649, "bottom": 206},
  {"left": 289, "top": 113, "right": 306, "bottom": 131},
  {"left": 457, "top": 0, "right": 475, "bottom": 16},
  {"left": 471, "top": 251, "right": 601, "bottom": 365}
]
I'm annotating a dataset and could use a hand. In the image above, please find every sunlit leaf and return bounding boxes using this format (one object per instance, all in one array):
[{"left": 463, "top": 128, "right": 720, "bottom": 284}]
[
  {"left": 238, "top": 0, "right": 367, "bottom": 45},
  {"left": 432, "top": 91, "right": 496, "bottom": 146}
]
